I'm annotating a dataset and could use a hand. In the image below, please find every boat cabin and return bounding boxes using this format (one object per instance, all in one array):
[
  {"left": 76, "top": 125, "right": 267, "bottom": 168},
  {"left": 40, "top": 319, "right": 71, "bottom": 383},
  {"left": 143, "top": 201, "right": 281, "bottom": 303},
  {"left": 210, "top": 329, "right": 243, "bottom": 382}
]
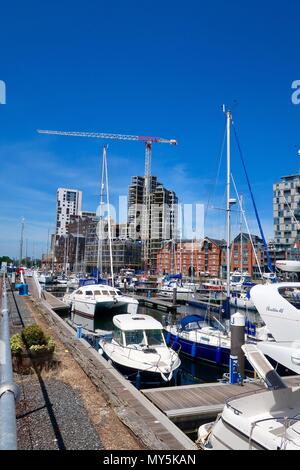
[
  {"left": 73, "top": 284, "right": 122, "bottom": 299},
  {"left": 112, "top": 314, "right": 166, "bottom": 348}
]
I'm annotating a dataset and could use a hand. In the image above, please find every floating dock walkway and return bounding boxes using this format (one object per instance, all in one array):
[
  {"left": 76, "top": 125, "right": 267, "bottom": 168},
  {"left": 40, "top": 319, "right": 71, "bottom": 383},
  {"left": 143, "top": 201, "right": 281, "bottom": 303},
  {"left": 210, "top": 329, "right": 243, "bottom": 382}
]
[
  {"left": 142, "top": 376, "right": 300, "bottom": 432},
  {"left": 133, "top": 295, "right": 179, "bottom": 313}
]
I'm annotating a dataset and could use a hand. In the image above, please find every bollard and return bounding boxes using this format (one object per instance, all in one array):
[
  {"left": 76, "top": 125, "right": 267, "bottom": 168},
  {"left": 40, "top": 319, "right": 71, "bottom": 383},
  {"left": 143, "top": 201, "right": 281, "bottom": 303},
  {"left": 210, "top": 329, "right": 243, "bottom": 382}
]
[
  {"left": 172, "top": 287, "right": 177, "bottom": 306},
  {"left": 229, "top": 311, "right": 245, "bottom": 383},
  {"left": 76, "top": 325, "right": 82, "bottom": 339},
  {"left": 19, "top": 284, "right": 29, "bottom": 296},
  {"left": 11, "top": 272, "right": 16, "bottom": 291}
]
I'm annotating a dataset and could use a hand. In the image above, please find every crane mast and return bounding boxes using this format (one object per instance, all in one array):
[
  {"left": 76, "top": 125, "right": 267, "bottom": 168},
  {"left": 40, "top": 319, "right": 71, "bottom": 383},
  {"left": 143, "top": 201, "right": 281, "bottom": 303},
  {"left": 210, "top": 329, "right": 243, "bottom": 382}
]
[{"left": 37, "top": 129, "right": 177, "bottom": 271}]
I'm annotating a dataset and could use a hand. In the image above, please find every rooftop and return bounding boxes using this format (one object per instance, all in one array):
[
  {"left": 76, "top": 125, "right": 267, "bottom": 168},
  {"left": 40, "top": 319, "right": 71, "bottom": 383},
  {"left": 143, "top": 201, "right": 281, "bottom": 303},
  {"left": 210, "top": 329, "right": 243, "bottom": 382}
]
[{"left": 113, "top": 314, "right": 163, "bottom": 331}]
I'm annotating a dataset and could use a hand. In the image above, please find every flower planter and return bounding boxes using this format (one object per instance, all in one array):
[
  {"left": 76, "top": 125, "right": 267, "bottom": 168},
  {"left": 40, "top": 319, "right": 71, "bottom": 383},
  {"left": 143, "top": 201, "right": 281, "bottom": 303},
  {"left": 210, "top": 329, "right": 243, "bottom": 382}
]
[{"left": 12, "top": 349, "right": 58, "bottom": 374}]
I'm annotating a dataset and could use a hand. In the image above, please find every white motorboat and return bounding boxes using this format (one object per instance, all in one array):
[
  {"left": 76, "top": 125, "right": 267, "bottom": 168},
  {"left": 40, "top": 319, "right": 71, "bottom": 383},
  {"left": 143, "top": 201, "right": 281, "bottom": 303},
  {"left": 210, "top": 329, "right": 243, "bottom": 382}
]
[
  {"left": 202, "top": 278, "right": 225, "bottom": 292},
  {"left": 99, "top": 313, "right": 181, "bottom": 383},
  {"left": 56, "top": 275, "right": 68, "bottom": 285},
  {"left": 249, "top": 282, "right": 300, "bottom": 374},
  {"left": 159, "top": 280, "right": 196, "bottom": 301},
  {"left": 230, "top": 270, "right": 252, "bottom": 291},
  {"left": 63, "top": 283, "right": 139, "bottom": 331},
  {"left": 38, "top": 273, "right": 53, "bottom": 284},
  {"left": 230, "top": 290, "right": 256, "bottom": 311},
  {"left": 197, "top": 344, "right": 300, "bottom": 450}
]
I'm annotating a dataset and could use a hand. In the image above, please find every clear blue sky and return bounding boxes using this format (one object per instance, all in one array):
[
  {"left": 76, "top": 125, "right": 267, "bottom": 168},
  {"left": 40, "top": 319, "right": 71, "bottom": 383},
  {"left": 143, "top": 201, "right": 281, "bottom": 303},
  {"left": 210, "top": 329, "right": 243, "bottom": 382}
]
[{"left": 1, "top": 0, "right": 300, "bottom": 258}]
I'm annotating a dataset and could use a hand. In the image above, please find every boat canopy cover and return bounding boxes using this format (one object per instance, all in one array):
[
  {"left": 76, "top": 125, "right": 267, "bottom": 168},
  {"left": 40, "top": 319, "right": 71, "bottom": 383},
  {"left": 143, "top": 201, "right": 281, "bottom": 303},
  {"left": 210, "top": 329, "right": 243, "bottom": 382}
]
[
  {"left": 180, "top": 314, "right": 204, "bottom": 329},
  {"left": 79, "top": 277, "right": 108, "bottom": 287},
  {"left": 164, "top": 273, "right": 182, "bottom": 281}
]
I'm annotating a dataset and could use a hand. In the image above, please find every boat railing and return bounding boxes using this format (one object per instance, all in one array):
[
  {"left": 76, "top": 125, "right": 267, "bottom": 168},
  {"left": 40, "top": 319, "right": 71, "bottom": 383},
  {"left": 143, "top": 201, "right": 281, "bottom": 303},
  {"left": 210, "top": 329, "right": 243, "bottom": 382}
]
[
  {"left": 249, "top": 415, "right": 300, "bottom": 450},
  {"left": 225, "top": 384, "right": 266, "bottom": 414}
]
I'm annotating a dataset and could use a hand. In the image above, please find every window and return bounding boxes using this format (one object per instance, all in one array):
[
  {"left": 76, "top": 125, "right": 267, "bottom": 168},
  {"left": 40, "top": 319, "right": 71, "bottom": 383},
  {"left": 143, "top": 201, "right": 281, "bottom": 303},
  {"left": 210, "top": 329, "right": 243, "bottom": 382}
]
[
  {"left": 113, "top": 328, "right": 123, "bottom": 346},
  {"left": 146, "top": 329, "right": 165, "bottom": 346},
  {"left": 76, "top": 290, "right": 83, "bottom": 295},
  {"left": 94, "top": 290, "right": 102, "bottom": 295},
  {"left": 125, "top": 330, "right": 145, "bottom": 346},
  {"left": 85, "top": 291, "right": 93, "bottom": 296},
  {"left": 102, "top": 290, "right": 109, "bottom": 295}
]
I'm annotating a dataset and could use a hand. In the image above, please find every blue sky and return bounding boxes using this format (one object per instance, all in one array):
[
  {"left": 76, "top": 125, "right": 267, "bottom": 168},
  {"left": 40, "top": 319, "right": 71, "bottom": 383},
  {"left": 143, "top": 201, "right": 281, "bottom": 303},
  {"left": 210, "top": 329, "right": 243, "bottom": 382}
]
[{"left": 1, "top": 0, "right": 300, "bottom": 258}]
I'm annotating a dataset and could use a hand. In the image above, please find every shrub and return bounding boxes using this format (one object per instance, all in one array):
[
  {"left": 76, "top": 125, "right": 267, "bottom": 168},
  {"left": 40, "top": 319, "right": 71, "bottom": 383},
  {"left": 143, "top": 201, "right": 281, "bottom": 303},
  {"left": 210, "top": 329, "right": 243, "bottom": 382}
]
[
  {"left": 10, "top": 334, "right": 24, "bottom": 354},
  {"left": 10, "top": 325, "right": 55, "bottom": 357},
  {"left": 29, "top": 339, "right": 55, "bottom": 355},
  {"left": 21, "top": 325, "right": 47, "bottom": 348}
]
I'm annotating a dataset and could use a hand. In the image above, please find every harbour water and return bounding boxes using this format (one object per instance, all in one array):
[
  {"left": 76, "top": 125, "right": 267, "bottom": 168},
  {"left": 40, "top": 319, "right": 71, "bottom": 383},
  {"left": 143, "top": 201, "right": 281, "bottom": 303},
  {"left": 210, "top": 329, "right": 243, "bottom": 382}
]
[{"left": 45, "top": 284, "right": 261, "bottom": 388}]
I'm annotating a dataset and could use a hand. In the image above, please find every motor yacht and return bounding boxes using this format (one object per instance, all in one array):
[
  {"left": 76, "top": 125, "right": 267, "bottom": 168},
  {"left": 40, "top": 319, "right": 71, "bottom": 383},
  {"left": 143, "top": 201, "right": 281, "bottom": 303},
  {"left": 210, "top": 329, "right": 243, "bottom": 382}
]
[
  {"left": 99, "top": 313, "right": 181, "bottom": 383},
  {"left": 197, "top": 344, "right": 300, "bottom": 450},
  {"left": 63, "top": 283, "right": 139, "bottom": 331}
]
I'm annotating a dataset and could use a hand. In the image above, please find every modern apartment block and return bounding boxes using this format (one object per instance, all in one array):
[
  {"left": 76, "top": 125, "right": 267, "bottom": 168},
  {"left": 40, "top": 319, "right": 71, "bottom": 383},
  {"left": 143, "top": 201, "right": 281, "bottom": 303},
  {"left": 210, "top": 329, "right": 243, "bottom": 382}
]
[
  {"left": 127, "top": 176, "right": 178, "bottom": 272},
  {"left": 56, "top": 188, "right": 82, "bottom": 236},
  {"left": 273, "top": 174, "right": 300, "bottom": 248}
]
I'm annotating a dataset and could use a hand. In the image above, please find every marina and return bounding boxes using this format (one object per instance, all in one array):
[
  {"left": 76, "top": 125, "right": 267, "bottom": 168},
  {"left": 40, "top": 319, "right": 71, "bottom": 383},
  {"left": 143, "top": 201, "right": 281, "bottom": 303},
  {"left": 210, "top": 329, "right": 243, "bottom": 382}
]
[{"left": 1, "top": 4, "right": 300, "bottom": 454}]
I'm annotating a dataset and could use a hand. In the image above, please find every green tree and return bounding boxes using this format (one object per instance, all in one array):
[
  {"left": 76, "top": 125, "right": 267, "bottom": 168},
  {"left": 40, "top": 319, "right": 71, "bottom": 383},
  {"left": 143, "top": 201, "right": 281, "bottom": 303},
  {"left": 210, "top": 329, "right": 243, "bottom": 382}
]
[{"left": 0, "top": 256, "right": 13, "bottom": 265}]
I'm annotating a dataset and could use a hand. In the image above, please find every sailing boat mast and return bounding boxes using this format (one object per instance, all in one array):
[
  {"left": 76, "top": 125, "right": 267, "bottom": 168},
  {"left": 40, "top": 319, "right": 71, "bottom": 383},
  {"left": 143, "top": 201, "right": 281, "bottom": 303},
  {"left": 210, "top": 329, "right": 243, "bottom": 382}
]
[
  {"left": 75, "top": 216, "right": 80, "bottom": 275},
  {"left": 224, "top": 107, "right": 235, "bottom": 312},
  {"left": 97, "top": 145, "right": 114, "bottom": 287},
  {"left": 104, "top": 145, "right": 115, "bottom": 287},
  {"left": 240, "top": 194, "right": 243, "bottom": 273},
  {"left": 19, "top": 217, "right": 25, "bottom": 266},
  {"left": 97, "top": 150, "right": 105, "bottom": 278}
]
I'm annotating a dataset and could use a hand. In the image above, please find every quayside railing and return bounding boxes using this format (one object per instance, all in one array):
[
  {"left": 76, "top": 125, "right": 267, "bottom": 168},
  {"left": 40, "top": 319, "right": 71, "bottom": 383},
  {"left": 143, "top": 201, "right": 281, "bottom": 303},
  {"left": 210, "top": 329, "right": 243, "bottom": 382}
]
[{"left": 0, "top": 272, "right": 20, "bottom": 450}]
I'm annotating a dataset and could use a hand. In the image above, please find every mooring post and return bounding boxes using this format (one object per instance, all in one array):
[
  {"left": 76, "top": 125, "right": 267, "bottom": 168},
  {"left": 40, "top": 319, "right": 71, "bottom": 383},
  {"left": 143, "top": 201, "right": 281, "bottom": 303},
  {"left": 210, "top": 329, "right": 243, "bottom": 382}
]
[
  {"left": 76, "top": 325, "right": 82, "bottom": 339},
  {"left": 11, "top": 272, "right": 15, "bottom": 291},
  {"left": 229, "top": 311, "right": 245, "bottom": 384}
]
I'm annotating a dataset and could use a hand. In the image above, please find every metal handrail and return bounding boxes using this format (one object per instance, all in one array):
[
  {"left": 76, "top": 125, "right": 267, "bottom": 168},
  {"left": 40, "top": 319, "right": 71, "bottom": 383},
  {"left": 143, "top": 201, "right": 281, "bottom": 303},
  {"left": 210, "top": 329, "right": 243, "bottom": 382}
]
[
  {"left": 249, "top": 416, "right": 300, "bottom": 450},
  {"left": 0, "top": 272, "right": 20, "bottom": 449},
  {"left": 225, "top": 383, "right": 266, "bottom": 414}
]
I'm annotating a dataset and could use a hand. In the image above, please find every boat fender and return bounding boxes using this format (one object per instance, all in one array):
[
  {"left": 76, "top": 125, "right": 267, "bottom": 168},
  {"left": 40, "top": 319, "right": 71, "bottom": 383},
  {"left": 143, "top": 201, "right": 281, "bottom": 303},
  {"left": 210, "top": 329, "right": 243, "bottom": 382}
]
[
  {"left": 191, "top": 342, "right": 197, "bottom": 358},
  {"left": 98, "top": 348, "right": 103, "bottom": 355},
  {"left": 160, "top": 370, "right": 173, "bottom": 382}
]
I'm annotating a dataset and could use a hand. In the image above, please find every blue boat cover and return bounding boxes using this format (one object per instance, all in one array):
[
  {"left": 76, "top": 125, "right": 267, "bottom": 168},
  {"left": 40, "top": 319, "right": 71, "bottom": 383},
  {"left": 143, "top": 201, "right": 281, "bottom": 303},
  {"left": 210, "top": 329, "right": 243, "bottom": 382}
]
[{"left": 180, "top": 314, "right": 204, "bottom": 329}]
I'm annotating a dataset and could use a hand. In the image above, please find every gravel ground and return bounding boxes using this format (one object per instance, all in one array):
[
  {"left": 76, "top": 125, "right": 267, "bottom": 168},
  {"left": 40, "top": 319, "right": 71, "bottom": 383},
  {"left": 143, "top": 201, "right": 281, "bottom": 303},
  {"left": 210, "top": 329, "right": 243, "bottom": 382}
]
[{"left": 16, "top": 376, "right": 104, "bottom": 450}]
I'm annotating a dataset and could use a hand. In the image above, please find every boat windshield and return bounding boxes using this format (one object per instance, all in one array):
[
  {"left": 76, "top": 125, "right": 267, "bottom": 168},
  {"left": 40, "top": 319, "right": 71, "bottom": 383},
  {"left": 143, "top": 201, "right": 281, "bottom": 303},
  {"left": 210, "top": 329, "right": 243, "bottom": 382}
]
[
  {"left": 145, "top": 329, "right": 165, "bottom": 346},
  {"left": 232, "top": 276, "right": 241, "bottom": 283},
  {"left": 124, "top": 330, "right": 145, "bottom": 346}
]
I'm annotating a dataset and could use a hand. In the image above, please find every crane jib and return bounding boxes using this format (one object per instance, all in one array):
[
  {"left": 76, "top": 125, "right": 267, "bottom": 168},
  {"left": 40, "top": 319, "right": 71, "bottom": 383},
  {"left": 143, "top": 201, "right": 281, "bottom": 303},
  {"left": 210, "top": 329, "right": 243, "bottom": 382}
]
[{"left": 37, "top": 129, "right": 177, "bottom": 145}]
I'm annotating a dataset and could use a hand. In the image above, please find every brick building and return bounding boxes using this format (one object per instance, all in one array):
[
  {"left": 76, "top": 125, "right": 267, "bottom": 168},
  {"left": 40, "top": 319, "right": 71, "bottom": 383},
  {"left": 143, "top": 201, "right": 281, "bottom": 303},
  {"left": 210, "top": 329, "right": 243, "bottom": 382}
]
[{"left": 156, "top": 237, "right": 225, "bottom": 277}]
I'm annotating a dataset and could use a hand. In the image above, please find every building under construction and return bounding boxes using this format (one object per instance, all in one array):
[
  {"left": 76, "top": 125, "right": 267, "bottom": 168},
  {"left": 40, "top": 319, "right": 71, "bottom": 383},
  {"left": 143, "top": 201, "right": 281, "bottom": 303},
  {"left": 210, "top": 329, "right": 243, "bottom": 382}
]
[
  {"left": 127, "top": 176, "right": 178, "bottom": 272},
  {"left": 84, "top": 217, "right": 142, "bottom": 274}
]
